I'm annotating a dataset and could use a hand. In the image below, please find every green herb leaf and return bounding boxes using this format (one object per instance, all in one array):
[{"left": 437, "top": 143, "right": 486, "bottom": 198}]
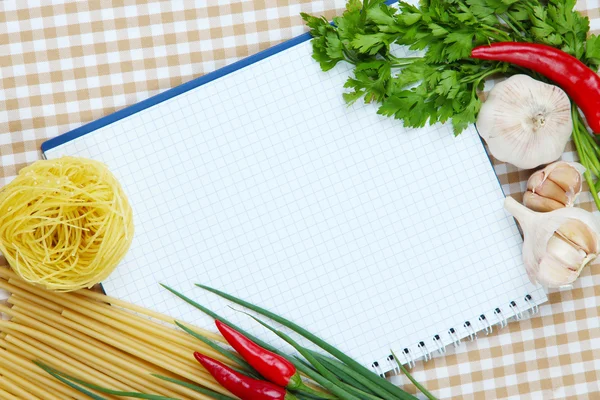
[{"left": 586, "top": 34, "right": 600, "bottom": 67}]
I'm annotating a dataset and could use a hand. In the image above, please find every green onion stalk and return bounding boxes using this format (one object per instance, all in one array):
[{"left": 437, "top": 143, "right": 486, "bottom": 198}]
[{"left": 571, "top": 105, "right": 600, "bottom": 211}]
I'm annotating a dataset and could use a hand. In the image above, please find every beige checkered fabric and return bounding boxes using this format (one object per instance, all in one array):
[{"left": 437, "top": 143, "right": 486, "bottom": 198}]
[{"left": 1, "top": 1, "right": 599, "bottom": 398}]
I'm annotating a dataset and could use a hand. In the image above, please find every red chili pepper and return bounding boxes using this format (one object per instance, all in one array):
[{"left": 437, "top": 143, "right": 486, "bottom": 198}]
[
  {"left": 194, "top": 352, "right": 297, "bottom": 400},
  {"left": 471, "top": 42, "right": 600, "bottom": 133},
  {"left": 215, "top": 320, "right": 302, "bottom": 389}
]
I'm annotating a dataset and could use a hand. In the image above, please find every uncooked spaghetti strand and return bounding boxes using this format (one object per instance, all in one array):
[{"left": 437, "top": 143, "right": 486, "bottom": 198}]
[
  {"left": 75, "top": 288, "right": 224, "bottom": 342},
  {"left": 0, "top": 321, "right": 142, "bottom": 394},
  {"left": 4, "top": 333, "right": 128, "bottom": 398},
  {"left": 0, "top": 364, "right": 59, "bottom": 400},
  {"left": 5, "top": 275, "right": 218, "bottom": 376},
  {"left": 0, "top": 323, "right": 174, "bottom": 399},
  {"left": 50, "top": 293, "right": 223, "bottom": 366},
  {"left": 0, "top": 386, "right": 20, "bottom": 400},
  {"left": 61, "top": 309, "right": 216, "bottom": 383},
  {"left": 0, "top": 377, "right": 40, "bottom": 400},
  {"left": 0, "top": 348, "right": 78, "bottom": 400},
  {"left": 0, "top": 278, "right": 63, "bottom": 313},
  {"left": 84, "top": 299, "right": 209, "bottom": 354},
  {"left": 6, "top": 277, "right": 223, "bottom": 367},
  {"left": 2, "top": 269, "right": 221, "bottom": 343},
  {"left": 1, "top": 306, "right": 207, "bottom": 399},
  {"left": 8, "top": 297, "right": 205, "bottom": 399},
  {"left": 60, "top": 310, "right": 227, "bottom": 395}
]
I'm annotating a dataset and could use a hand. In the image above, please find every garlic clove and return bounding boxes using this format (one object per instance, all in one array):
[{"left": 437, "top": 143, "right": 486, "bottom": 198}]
[
  {"left": 504, "top": 196, "right": 600, "bottom": 288},
  {"left": 523, "top": 191, "right": 565, "bottom": 212},
  {"left": 545, "top": 162, "right": 582, "bottom": 194},
  {"left": 537, "top": 255, "right": 580, "bottom": 287},
  {"left": 530, "top": 178, "right": 569, "bottom": 205},
  {"left": 555, "top": 219, "right": 599, "bottom": 254},
  {"left": 546, "top": 235, "right": 587, "bottom": 268},
  {"left": 477, "top": 75, "right": 572, "bottom": 170},
  {"left": 526, "top": 170, "right": 544, "bottom": 191},
  {"left": 523, "top": 161, "right": 584, "bottom": 212}
]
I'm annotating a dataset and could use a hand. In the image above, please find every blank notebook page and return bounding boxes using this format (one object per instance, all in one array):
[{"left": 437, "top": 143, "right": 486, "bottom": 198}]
[{"left": 44, "top": 39, "right": 546, "bottom": 367}]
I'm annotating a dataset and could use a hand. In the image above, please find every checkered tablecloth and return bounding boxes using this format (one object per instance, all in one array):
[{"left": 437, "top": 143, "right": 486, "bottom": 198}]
[{"left": 1, "top": 1, "right": 599, "bottom": 399}]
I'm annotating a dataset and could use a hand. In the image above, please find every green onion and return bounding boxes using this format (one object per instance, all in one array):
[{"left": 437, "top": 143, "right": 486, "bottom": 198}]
[
  {"left": 247, "top": 314, "right": 363, "bottom": 400},
  {"left": 393, "top": 350, "right": 437, "bottom": 400},
  {"left": 36, "top": 361, "right": 176, "bottom": 399},
  {"left": 338, "top": 381, "right": 385, "bottom": 400},
  {"left": 36, "top": 361, "right": 107, "bottom": 400},
  {"left": 161, "top": 284, "right": 275, "bottom": 351},
  {"left": 195, "top": 284, "right": 417, "bottom": 400},
  {"left": 307, "top": 351, "right": 385, "bottom": 397},
  {"left": 152, "top": 374, "right": 236, "bottom": 400},
  {"left": 162, "top": 285, "right": 338, "bottom": 400}
]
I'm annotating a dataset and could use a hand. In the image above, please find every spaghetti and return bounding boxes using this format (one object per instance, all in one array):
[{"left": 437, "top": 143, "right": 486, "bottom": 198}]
[{"left": 0, "top": 157, "right": 134, "bottom": 291}]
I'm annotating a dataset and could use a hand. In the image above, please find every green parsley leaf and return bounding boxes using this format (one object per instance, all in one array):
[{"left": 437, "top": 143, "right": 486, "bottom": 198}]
[
  {"left": 351, "top": 33, "right": 394, "bottom": 54},
  {"left": 443, "top": 31, "right": 475, "bottom": 61},
  {"left": 586, "top": 34, "right": 600, "bottom": 67}
]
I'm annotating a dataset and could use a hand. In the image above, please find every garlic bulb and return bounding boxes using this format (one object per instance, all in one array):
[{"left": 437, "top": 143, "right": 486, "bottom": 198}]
[
  {"left": 523, "top": 161, "right": 584, "bottom": 212},
  {"left": 504, "top": 196, "right": 600, "bottom": 288},
  {"left": 477, "top": 75, "right": 572, "bottom": 169}
]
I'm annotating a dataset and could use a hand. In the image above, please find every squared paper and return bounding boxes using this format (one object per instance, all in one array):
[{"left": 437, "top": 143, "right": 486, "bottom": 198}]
[{"left": 44, "top": 39, "right": 547, "bottom": 368}]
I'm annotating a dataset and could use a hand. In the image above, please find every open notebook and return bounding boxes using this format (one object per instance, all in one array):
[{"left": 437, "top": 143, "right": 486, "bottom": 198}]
[{"left": 43, "top": 34, "right": 546, "bottom": 371}]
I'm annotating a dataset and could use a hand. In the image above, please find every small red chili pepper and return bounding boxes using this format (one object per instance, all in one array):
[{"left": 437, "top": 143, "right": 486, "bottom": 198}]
[
  {"left": 194, "top": 352, "right": 297, "bottom": 400},
  {"left": 471, "top": 42, "right": 600, "bottom": 133},
  {"left": 215, "top": 320, "right": 303, "bottom": 389}
]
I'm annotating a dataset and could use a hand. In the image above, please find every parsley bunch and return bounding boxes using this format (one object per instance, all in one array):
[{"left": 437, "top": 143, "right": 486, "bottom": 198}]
[{"left": 301, "top": 0, "right": 599, "bottom": 135}]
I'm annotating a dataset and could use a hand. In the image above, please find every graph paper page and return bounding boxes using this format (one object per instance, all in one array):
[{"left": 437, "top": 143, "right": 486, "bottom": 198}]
[{"left": 45, "top": 39, "right": 546, "bottom": 367}]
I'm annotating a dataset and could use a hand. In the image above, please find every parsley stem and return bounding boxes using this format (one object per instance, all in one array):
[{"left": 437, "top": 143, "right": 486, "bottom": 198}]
[
  {"left": 481, "top": 24, "right": 512, "bottom": 42},
  {"left": 387, "top": 55, "right": 422, "bottom": 63},
  {"left": 499, "top": 14, "right": 526, "bottom": 40},
  {"left": 460, "top": 67, "right": 504, "bottom": 84}
]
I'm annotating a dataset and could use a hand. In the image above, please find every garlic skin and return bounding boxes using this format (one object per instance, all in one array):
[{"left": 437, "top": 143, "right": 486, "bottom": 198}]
[
  {"left": 477, "top": 75, "right": 572, "bottom": 169},
  {"left": 523, "top": 161, "right": 585, "bottom": 212},
  {"left": 504, "top": 196, "right": 600, "bottom": 288}
]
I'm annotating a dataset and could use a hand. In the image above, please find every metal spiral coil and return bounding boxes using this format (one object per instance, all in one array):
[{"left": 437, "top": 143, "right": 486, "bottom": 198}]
[{"left": 370, "top": 294, "right": 537, "bottom": 371}]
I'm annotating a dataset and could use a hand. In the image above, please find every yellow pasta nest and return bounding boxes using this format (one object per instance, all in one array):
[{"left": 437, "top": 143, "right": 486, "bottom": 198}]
[{"left": 0, "top": 157, "right": 134, "bottom": 291}]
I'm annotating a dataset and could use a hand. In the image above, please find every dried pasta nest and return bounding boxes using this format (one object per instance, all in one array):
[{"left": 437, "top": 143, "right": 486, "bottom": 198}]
[{"left": 0, "top": 157, "right": 134, "bottom": 291}]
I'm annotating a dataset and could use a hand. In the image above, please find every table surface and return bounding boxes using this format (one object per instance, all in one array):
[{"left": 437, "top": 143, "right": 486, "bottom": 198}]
[{"left": 1, "top": 1, "right": 599, "bottom": 399}]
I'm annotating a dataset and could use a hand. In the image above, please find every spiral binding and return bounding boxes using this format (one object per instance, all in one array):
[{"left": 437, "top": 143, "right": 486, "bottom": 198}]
[
  {"left": 464, "top": 321, "right": 477, "bottom": 340},
  {"left": 386, "top": 354, "right": 400, "bottom": 373},
  {"left": 433, "top": 334, "right": 446, "bottom": 354},
  {"left": 478, "top": 314, "right": 492, "bottom": 335},
  {"left": 494, "top": 307, "right": 508, "bottom": 328},
  {"left": 403, "top": 347, "right": 415, "bottom": 369},
  {"left": 418, "top": 341, "right": 431, "bottom": 362},
  {"left": 510, "top": 300, "right": 523, "bottom": 319},
  {"left": 371, "top": 293, "right": 539, "bottom": 371},
  {"left": 525, "top": 294, "right": 539, "bottom": 314},
  {"left": 448, "top": 327, "right": 461, "bottom": 347},
  {"left": 371, "top": 361, "right": 384, "bottom": 377}
]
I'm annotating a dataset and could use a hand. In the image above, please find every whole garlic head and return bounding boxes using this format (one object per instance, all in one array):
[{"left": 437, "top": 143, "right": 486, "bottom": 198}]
[
  {"left": 523, "top": 161, "right": 584, "bottom": 212},
  {"left": 505, "top": 196, "right": 600, "bottom": 288},
  {"left": 477, "top": 75, "right": 572, "bottom": 170}
]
